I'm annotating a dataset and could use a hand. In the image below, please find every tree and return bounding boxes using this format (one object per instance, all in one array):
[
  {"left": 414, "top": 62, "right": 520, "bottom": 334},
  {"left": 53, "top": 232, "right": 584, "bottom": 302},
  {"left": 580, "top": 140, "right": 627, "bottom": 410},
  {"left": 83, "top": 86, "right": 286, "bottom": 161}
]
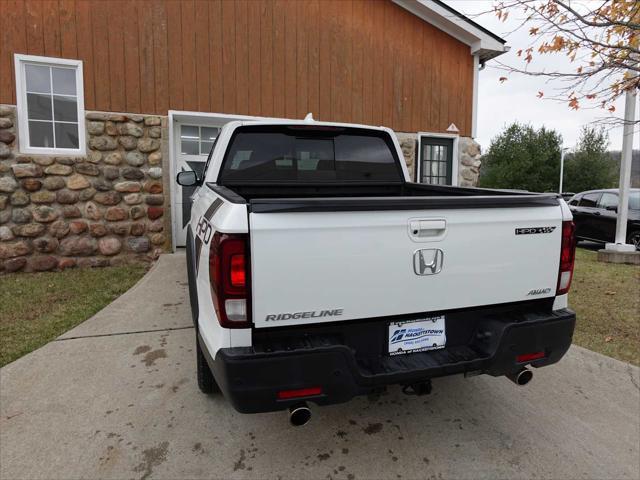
[
  {"left": 479, "top": 122, "right": 562, "bottom": 192},
  {"left": 491, "top": 0, "right": 639, "bottom": 122},
  {"left": 563, "top": 126, "right": 617, "bottom": 193}
]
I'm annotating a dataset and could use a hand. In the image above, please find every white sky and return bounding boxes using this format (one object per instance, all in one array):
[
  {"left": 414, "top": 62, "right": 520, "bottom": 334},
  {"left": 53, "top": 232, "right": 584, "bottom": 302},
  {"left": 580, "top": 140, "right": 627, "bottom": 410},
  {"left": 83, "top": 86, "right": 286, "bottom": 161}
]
[{"left": 447, "top": 0, "right": 629, "bottom": 151}]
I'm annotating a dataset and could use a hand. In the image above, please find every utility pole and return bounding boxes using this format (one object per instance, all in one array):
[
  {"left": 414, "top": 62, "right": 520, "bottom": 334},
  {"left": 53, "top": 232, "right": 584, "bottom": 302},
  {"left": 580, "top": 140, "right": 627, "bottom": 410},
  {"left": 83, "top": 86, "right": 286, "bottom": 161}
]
[
  {"left": 605, "top": 76, "right": 637, "bottom": 253},
  {"left": 559, "top": 147, "right": 569, "bottom": 194}
]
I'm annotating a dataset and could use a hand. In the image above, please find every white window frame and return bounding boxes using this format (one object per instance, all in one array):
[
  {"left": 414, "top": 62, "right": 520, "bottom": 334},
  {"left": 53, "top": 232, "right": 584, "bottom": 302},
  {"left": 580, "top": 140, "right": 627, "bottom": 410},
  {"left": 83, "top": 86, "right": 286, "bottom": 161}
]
[
  {"left": 179, "top": 124, "right": 220, "bottom": 156},
  {"left": 14, "top": 54, "right": 86, "bottom": 156},
  {"left": 416, "top": 132, "right": 459, "bottom": 186}
]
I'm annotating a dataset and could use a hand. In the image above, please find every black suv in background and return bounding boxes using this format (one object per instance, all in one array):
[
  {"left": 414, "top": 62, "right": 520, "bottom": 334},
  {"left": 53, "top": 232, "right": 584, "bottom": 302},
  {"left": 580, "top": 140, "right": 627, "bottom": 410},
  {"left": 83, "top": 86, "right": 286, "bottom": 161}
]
[{"left": 568, "top": 188, "right": 640, "bottom": 250}]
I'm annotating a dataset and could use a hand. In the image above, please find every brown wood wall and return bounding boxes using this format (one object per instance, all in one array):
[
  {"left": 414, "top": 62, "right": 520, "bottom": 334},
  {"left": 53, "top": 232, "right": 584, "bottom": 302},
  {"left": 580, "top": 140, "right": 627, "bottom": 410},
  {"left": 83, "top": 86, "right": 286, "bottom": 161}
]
[{"left": 0, "top": 0, "right": 474, "bottom": 135}]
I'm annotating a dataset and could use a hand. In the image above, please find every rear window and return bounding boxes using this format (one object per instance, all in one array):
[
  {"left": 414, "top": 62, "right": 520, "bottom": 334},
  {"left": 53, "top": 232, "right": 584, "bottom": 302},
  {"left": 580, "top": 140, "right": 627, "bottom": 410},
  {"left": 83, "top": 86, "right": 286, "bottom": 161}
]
[{"left": 218, "top": 125, "right": 403, "bottom": 184}]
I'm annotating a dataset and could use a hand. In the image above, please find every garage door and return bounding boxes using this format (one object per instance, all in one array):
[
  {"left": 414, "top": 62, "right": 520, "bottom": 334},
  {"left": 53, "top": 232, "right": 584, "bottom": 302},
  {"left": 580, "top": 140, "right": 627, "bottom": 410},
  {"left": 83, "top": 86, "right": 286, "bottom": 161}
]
[
  {"left": 170, "top": 111, "right": 279, "bottom": 248},
  {"left": 173, "top": 123, "right": 219, "bottom": 246}
]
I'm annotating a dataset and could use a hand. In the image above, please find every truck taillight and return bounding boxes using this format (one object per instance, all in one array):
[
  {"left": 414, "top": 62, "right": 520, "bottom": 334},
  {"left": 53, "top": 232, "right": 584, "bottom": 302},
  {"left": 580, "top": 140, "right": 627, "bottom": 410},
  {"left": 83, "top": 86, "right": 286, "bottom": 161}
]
[
  {"left": 210, "top": 232, "right": 251, "bottom": 328},
  {"left": 556, "top": 221, "right": 576, "bottom": 295}
]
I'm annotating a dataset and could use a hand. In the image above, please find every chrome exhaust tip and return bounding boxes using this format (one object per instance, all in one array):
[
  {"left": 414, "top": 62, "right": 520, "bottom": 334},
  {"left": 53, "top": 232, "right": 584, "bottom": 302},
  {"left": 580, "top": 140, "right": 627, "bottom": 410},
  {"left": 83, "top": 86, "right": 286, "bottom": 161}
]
[
  {"left": 507, "top": 368, "right": 533, "bottom": 386},
  {"left": 288, "top": 402, "right": 312, "bottom": 427}
]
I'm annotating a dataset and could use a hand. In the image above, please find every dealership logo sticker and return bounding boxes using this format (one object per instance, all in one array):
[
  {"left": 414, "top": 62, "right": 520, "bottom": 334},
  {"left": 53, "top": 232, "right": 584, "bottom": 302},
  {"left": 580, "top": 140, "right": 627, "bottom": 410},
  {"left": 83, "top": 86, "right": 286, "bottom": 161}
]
[{"left": 388, "top": 316, "right": 446, "bottom": 356}]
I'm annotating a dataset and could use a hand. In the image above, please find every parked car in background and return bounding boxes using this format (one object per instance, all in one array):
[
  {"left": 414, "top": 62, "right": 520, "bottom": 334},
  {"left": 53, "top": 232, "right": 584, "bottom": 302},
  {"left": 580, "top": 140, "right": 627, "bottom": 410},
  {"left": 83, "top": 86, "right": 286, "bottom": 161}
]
[{"left": 568, "top": 189, "right": 640, "bottom": 250}]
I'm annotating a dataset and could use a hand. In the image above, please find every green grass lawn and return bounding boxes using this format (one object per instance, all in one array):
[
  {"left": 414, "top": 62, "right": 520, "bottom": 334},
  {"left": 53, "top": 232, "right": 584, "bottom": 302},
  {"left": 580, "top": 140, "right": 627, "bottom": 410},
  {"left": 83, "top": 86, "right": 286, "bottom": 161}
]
[
  {"left": 0, "top": 264, "right": 148, "bottom": 367},
  {"left": 570, "top": 247, "right": 640, "bottom": 366}
]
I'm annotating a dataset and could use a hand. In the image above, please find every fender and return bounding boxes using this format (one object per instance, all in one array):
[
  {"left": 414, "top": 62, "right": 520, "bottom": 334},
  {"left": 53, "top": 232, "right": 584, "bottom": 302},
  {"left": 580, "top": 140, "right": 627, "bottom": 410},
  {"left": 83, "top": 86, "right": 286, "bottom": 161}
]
[{"left": 185, "top": 226, "right": 199, "bottom": 327}]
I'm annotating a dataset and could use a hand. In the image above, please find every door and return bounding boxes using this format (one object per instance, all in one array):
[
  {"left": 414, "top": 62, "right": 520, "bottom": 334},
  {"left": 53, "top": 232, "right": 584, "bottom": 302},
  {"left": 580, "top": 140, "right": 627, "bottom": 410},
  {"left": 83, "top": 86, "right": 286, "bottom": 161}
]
[
  {"left": 174, "top": 124, "right": 219, "bottom": 246},
  {"left": 418, "top": 136, "right": 454, "bottom": 185},
  {"left": 249, "top": 205, "right": 563, "bottom": 329},
  {"left": 594, "top": 192, "right": 619, "bottom": 242},
  {"left": 572, "top": 192, "right": 602, "bottom": 240}
]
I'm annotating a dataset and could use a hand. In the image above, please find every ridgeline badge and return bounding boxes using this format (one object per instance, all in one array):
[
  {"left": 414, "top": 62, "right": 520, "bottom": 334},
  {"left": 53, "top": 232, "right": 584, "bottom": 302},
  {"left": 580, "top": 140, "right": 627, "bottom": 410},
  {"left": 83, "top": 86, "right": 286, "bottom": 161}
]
[{"left": 265, "top": 309, "right": 344, "bottom": 322}]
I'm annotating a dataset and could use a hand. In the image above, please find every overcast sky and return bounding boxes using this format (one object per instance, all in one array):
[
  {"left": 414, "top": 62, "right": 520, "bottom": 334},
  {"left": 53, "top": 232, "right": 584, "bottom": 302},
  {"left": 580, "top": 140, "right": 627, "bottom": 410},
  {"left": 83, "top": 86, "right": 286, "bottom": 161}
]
[{"left": 447, "top": 0, "right": 632, "bottom": 152}]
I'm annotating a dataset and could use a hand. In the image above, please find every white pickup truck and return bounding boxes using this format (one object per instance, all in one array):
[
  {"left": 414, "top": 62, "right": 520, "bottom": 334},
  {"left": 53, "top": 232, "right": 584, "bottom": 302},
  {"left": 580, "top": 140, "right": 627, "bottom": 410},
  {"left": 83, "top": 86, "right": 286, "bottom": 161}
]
[{"left": 178, "top": 118, "right": 576, "bottom": 426}]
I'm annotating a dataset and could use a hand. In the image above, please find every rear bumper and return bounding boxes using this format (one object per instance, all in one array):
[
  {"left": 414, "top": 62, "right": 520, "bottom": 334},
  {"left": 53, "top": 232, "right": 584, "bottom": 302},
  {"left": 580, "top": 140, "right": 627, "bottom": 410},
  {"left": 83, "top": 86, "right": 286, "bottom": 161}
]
[{"left": 203, "top": 306, "right": 575, "bottom": 414}]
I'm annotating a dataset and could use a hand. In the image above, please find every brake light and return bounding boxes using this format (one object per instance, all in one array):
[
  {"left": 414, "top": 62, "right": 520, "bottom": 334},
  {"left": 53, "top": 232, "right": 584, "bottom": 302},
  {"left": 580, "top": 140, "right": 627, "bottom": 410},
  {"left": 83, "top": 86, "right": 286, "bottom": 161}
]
[
  {"left": 516, "top": 351, "right": 545, "bottom": 363},
  {"left": 230, "top": 254, "right": 246, "bottom": 287},
  {"left": 210, "top": 232, "right": 251, "bottom": 328},
  {"left": 277, "top": 387, "right": 323, "bottom": 400},
  {"left": 556, "top": 220, "right": 576, "bottom": 295}
]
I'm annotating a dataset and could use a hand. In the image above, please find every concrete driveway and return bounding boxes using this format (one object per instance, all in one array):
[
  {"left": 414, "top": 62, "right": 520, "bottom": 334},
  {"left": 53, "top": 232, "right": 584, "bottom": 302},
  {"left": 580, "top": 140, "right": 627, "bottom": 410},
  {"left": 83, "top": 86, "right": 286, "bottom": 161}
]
[{"left": 1, "top": 253, "right": 639, "bottom": 480}]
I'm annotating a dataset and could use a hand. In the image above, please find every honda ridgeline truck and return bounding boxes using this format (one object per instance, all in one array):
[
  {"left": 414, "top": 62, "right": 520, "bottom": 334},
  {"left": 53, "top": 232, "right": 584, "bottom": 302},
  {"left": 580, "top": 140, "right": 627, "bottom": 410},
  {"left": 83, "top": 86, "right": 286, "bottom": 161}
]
[{"left": 178, "top": 118, "right": 576, "bottom": 426}]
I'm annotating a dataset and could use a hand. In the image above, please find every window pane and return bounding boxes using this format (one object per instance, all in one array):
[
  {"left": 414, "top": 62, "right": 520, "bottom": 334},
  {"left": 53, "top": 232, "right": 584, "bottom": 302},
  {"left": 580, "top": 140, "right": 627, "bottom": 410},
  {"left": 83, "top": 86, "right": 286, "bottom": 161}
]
[
  {"left": 29, "top": 121, "right": 54, "bottom": 148},
  {"left": 181, "top": 125, "right": 199, "bottom": 140},
  {"left": 181, "top": 140, "right": 199, "bottom": 155},
  {"left": 200, "top": 141, "right": 213, "bottom": 155},
  {"left": 25, "top": 64, "right": 51, "bottom": 93},
  {"left": 201, "top": 127, "right": 219, "bottom": 142},
  {"left": 54, "top": 122, "right": 79, "bottom": 149},
  {"left": 52, "top": 67, "right": 77, "bottom": 95},
  {"left": 431, "top": 161, "right": 438, "bottom": 177},
  {"left": 27, "top": 93, "right": 53, "bottom": 120},
  {"left": 53, "top": 95, "right": 78, "bottom": 122},
  {"left": 598, "top": 192, "right": 618, "bottom": 209},
  {"left": 439, "top": 161, "right": 447, "bottom": 177},
  {"left": 579, "top": 193, "right": 600, "bottom": 207}
]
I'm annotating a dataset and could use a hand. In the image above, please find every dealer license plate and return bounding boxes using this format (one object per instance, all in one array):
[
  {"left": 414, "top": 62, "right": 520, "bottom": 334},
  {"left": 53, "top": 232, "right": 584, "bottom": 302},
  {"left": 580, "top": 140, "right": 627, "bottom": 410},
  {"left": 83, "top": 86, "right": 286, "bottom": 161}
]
[{"left": 388, "top": 316, "right": 446, "bottom": 356}]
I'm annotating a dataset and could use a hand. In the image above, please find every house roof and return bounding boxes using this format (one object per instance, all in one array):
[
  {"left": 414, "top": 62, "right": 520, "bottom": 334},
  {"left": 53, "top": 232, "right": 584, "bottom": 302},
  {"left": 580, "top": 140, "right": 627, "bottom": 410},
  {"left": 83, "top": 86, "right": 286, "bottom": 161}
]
[{"left": 393, "top": 0, "right": 510, "bottom": 62}]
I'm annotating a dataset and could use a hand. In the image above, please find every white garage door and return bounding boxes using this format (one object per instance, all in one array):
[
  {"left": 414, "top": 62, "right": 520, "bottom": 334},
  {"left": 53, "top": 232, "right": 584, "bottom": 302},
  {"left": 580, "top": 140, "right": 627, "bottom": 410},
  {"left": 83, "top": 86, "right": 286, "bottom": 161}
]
[
  {"left": 170, "top": 111, "right": 282, "bottom": 249},
  {"left": 173, "top": 124, "right": 219, "bottom": 246}
]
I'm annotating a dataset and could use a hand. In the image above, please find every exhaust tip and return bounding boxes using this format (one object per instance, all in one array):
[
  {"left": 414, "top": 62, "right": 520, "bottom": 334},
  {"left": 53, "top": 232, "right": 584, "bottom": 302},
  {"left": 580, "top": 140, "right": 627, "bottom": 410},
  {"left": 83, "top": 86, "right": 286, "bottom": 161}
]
[
  {"left": 289, "top": 403, "right": 312, "bottom": 427},
  {"left": 516, "top": 369, "right": 533, "bottom": 385},
  {"left": 507, "top": 368, "right": 533, "bottom": 386}
]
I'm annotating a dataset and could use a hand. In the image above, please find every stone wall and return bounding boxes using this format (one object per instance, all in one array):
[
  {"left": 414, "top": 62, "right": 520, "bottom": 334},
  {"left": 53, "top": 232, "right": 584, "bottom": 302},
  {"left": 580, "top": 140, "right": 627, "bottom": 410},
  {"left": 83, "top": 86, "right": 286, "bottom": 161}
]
[
  {"left": 457, "top": 136, "right": 482, "bottom": 187},
  {"left": 0, "top": 105, "right": 170, "bottom": 273},
  {"left": 396, "top": 133, "right": 417, "bottom": 180},
  {"left": 394, "top": 132, "right": 481, "bottom": 186}
]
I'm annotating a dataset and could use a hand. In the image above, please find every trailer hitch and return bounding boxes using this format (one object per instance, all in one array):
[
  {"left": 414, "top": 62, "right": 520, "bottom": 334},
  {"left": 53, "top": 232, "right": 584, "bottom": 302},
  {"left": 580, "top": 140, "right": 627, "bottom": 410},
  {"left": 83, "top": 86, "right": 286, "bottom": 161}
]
[{"left": 402, "top": 380, "right": 432, "bottom": 396}]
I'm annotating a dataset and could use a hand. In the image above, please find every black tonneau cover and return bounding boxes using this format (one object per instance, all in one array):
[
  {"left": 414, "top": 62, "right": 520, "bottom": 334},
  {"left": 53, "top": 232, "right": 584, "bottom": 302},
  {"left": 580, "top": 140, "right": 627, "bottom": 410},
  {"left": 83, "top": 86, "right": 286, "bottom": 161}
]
[
  {"left": 207, "top": 183, "right": 560, "bottom": 213},
  {"left": 248, "top": 194, "right": 560, "bottom": 213}
]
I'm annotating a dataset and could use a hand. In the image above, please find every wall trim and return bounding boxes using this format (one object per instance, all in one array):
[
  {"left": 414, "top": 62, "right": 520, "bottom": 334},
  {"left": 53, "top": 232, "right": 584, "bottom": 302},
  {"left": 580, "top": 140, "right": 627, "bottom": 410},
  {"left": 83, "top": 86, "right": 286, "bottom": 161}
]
[{"left": 472, "top": 54, "right": 480, "bottom": 139}]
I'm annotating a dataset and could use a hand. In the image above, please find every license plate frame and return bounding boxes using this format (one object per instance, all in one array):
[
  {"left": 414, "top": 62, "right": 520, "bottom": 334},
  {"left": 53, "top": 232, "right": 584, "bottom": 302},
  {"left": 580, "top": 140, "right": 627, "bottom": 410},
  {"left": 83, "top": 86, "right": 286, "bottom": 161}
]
[{"left": 388, "top": 315, "right": 446, "bottom": 356}]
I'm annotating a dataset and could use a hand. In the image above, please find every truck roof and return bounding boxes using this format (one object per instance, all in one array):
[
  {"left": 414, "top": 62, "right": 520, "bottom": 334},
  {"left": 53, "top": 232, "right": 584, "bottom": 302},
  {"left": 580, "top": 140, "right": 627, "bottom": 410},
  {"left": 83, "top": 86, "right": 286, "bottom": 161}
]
[{"left": 225, "top": 116, "right": 390, "bottom": 133}]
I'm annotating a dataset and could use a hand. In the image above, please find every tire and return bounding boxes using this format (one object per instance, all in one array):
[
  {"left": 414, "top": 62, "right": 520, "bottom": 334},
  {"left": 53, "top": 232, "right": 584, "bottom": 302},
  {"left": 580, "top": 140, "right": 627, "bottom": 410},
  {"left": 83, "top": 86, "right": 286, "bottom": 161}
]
[
  {"left": 196, "top": 335, "right": 220, "bottom": 394},
  {"left": 627, "top": 231, "right": 640, "bottom": 251}
]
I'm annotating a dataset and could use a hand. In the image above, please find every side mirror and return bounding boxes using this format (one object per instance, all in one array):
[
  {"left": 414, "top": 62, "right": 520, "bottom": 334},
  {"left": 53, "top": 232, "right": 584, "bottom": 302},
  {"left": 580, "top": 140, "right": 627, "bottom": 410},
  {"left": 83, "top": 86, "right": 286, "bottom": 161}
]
[
  {"left": 176, "top": 170, "right": 200, "bottom": 187},
  {"left": 605, "top": 205, "right": 617, "bottom": 212}
]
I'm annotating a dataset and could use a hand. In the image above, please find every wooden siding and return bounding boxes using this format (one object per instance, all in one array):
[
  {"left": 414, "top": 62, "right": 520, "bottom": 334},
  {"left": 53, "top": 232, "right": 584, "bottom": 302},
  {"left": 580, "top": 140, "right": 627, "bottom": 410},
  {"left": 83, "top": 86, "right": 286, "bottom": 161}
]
[{"left": 0, "top": 0, "right": 474, "bottom": 135}]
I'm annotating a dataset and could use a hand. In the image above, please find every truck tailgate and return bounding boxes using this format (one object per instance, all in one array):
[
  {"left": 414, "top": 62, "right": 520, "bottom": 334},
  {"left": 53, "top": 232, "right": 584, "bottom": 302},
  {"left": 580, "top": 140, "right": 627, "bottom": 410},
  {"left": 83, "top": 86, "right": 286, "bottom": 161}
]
[{"left": 249, "top": 201, "right": 562, "bottom": 328}]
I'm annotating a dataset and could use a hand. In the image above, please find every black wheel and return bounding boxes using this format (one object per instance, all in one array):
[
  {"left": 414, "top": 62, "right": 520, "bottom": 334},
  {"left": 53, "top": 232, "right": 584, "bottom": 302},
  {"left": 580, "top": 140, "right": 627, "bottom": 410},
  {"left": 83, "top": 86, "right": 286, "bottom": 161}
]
[
  {"left": 196, "top": 335, "right": 220, "bottom": 394},
  {"left": 627, "top": 231, "right": 640, "bottom": 251}
]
